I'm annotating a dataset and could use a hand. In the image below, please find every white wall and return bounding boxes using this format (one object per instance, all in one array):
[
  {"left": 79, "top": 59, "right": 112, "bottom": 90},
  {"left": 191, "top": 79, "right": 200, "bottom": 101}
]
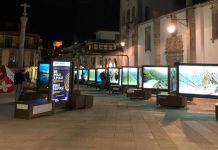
[
  {"left": 137, "top": 21, "right": 154, "bottom": 66},
  {"left": 195, "top": 4, "right": 218, "bottom": 64},
  {"left": 134, "top": 1, "right": 218, "bottom": 66},
  {"left": 159, "top": 10, "right": 187, "bottom": 64},
  {"left": 125, "top": 30, "right": 135, "bottom": 66},
  {"left": 195, "top": 5, "right": 205, "bottom": 63}
]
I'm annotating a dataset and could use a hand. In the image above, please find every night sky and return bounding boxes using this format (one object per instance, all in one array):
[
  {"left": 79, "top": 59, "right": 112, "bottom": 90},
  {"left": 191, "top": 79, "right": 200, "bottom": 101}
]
[
  {"left": 0, "top": 0, "right": 120, "bottom": 48},
  {"left": 0, "top": 0, "right": 208, "bottom": 48}
]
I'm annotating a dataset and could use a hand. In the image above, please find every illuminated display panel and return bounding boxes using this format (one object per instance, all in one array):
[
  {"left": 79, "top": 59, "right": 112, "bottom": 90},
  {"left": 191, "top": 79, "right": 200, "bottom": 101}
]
[
  {"left": 108, "top": 68, "right": 119, "bottom": 84},
  {"left": 83, "top": 69, "right": 88, "bottom": 80},
  {"left": 178, "top": 64, "right": 218, "bottom": 98},
  {"left": 51, "top": 61, "right": 72, "bottom": 102},
  {"left": 142, "top": 66, "right": 168, "bottom": 90},
  {"left": 96, "top": 68, "right": 106, "bottom": 83},
  {"left": 37, "top": 62, "right": 50, "bottom": 92},
  {"left": 122, "top": 67, "right": 138, "bottom": 86},
  {"left": 88, "top": 69, "right": 95, "bottom": 81},
  {"left": 78, "top": 69, "right": 82, "bottom": 80}
]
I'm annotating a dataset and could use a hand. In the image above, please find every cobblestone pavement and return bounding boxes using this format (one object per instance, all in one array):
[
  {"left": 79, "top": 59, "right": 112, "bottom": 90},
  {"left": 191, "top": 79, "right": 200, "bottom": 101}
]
[{"left": 0, "top": 87, "right": 218, "bottom": 150}]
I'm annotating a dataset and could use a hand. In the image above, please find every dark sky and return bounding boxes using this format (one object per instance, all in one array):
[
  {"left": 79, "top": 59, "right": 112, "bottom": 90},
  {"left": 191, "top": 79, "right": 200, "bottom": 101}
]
[
  {"left": 0, "top": 0, "right": 120, "bottom": 48},
  {"left": 0, "top": 0, "right": 208, "bottom": 48}
]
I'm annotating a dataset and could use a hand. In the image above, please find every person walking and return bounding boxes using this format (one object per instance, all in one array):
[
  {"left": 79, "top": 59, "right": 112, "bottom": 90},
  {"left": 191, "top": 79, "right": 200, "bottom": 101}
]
[
  {"left": 14, "top": 69, "right": 26, "bottom": 101},
  {"left": 100, "top": 71, "right": 106, "bottom": 91}
]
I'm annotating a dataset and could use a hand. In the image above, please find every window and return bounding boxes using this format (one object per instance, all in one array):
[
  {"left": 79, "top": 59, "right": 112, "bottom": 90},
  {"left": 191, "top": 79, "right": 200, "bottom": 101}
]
[
  {"left": 99, "top": 44, "right": 103, "bottom": 50},
  {"left": 122, "top": 11, "right": 125, "bottom": 25},
  {"left": 127, "top": 9, "right": 130, "bottom": 23},
  {"left": 103, "top": 44, "right": 108, "bottom": 50},
  {"left": 5, "top": 36, "right": 12, "bottom": 48},
  {"left": 33, "top": 38, "right": 38, "bottom": 49},
  {"left": 88, "top": 44, "right": 92, "bottom": 50},
  {"left": 0, "top": 50, "right": 2, "bottom": 66},
  {"left": 8, "top": 52, "right": 16, "bottom": 68},
  {"left": 145, "top": 26, "right": 151, "bottom": 51},
  {"left": 108, "top": 45, "right": 113, "bottom": 50},
  {"left": 212, "top": 2, "right": 218, "bottom": 41},
  {"left": 25, "top": 38, "right": 29, "bottom": 48},
  {"left": 93, "top": 44, "right": 98, "bottom": 50},
  {"left": 132, "top": 7, "right": 135, "bottom": 22}
]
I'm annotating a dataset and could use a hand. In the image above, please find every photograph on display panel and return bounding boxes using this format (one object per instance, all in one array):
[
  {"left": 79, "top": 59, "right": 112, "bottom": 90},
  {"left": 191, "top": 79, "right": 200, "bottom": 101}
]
[
  {"left": 96, "top": 68, "right": 106, "bottom": 83},
  {"left": 108, "top": 68, "right": 119, "bottom": 84},
  {"left": 78, "top": 69, "right": 82, "bottom": 80},
  {"left": 83, "top": 69, "right": 88, "bottom": 81},
  {"left": 51, "top": 61, "right": 72, "bottom": 102},
  {"left": 88, "top": 69, "right": 95, "bottom": 81},
  {"left": 178, "top": 64, "right": 218, "bottom": 98},
  {"left": 122, "top": 67, "right": 138, "bottom": 86},
  {"left": 142, "top": 66, "right": 169, "bottom": 90},
  {"left": 37, "top": 62, "right": 50, "bottom": 92}
]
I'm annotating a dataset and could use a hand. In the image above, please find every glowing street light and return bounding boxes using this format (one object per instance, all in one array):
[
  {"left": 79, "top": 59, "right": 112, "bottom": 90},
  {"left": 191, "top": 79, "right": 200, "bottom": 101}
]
[
  {"left": 120, "top": 41, "right": 125, "bottom": 47},
  {"left": 167, "top": 24, "right": 176, "bottom": 34}
]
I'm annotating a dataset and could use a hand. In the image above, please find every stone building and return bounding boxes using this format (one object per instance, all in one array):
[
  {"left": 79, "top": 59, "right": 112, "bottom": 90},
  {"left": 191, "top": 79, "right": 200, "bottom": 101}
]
[
  {"left": 136, "top": 0, "right": 218, "bottom": 66},
  {"left": 120, "top": 0, "right": 212, "bottom": 66},
  {"left": 63, "top": 30, "right": 128, "bottom": 68},
  {"left": 0, "top": 31, "right": 42, "bottom": 68}
]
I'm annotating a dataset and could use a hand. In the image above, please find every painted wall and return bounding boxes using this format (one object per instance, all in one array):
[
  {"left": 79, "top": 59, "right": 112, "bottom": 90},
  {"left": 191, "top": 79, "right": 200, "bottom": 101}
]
[
  {"left": 137, "top": 9, "right": 188, "bottom": 65},
  {"left": 195, "top": 4, "right": 218, "bottom": 64},
  {"left": 137, "top": 21, "right": 155, "bottom": 66}
]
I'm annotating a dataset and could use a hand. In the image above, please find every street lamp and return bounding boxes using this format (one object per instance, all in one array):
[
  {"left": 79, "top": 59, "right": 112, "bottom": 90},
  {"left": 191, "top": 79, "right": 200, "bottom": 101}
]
[
  {"left": 167, "top": 14, "right": 187, "bottom": 34},
  {"left": 167, "top": 24, "right": 176, "bottom": 34},
  {"left": 120, "top": 41, "right": 125, "bottom": 47}
]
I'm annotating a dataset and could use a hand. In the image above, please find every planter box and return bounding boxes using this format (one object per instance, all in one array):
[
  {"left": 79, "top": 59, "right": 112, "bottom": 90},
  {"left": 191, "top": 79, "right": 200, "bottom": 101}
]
[
  {"left": 109, "top": 85, "right": 125, "bottom": 94},
  {"left": 126, "top": 89, "right": 152, "bottom": 100},
  {"left": 156, "top": 94, "right": 187, "bottom": 107},
  {"left": 69, "top": 95, "right": 85, "bottom": 109},
  {"left": 14, "top": 99, "right": 54, "bottom": 120}
]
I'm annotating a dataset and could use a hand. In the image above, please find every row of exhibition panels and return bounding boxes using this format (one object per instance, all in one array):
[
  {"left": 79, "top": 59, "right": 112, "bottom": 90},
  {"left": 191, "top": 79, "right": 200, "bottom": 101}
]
[{"left": 37, "top": 60, "right": 218, "bottom": 100}]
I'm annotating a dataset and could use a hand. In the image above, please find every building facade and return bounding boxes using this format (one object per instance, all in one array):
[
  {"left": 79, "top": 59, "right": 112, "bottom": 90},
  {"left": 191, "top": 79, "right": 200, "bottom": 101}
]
[
  {"left": 120, "top": 0, "right": 217, "bottom": 66},
  {"left": 0, "top": 31, "right": 42, "bottom": 68},
  {"left": 63, "top": 30, "right": 128, "bottom": 68},
  {"left": 120, "top": 0, "right": 186, "bottom": 66},
  {"left": 136, "top": 0, "right": 218, "bottom": 66}
]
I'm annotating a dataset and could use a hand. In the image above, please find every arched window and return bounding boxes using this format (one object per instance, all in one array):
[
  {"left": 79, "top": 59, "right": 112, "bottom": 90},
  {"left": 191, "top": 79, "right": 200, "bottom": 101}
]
[
  {"left": 127, "top": 9, "right": 130, "bottom": 23},
  {"left": 122, "top": 11, "right": 125, "bottom": 25}
]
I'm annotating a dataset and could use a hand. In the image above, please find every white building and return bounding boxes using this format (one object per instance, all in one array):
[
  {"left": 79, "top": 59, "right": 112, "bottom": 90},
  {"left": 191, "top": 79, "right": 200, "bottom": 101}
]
[
  {"left": 120, "top": 0, "right": 187, "bottom": 66},
  {"left": 136, "top": 0, "right": 218, "bottom": 66},
  {"left": 120, "top": 0, "right": 218, "bottom": 66}
]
